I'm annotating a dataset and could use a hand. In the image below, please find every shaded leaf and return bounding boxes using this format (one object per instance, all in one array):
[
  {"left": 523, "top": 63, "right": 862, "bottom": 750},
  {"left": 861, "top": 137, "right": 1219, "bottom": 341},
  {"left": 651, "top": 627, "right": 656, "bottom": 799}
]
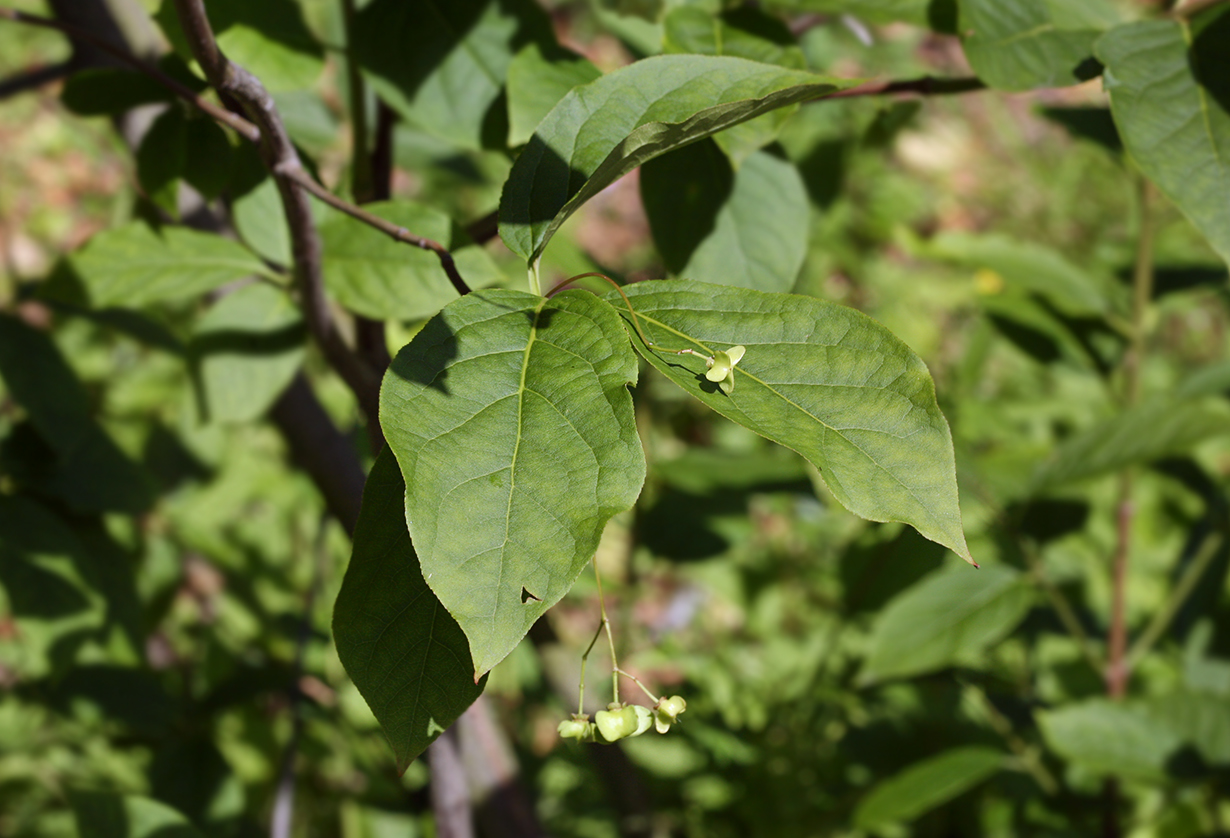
[
  {"left": 853, "top": 747, "right": 1005, "bottom": 829},
  {"left": 320, "top": 200, "right": 505, "bottom": 321},
  {"left": 610, "top": 280, "right": 970, "bottom": 561},
  {"left": 181, "top": 115, "right": 233, "bottom": 200},
  {"left": 61, "top": 69, "right": 172, "bottom": 116},
  {"left": 190, "top": 283, "right": 305, "bottom": 424},
  {"left": 1032, "top": 398, "right": 1230, "bottom": 491},
  {"left": 333, "top": 449, "right": 486, "bottom": 772},
  {"left": 136, "top": 107, "right": 187, "bottom": 213},
  {"left": 500, "top": 55, "right": 855, "bottom": 264},
  {"left": 923, "top": 231, "right": 1113, "bottom": 317},
  {"left": 762, "top": 0, "right": 935, "bottom": 28},
  {"left": 1147, "top": 690, "right": 1230, "bottom": 766},
  {"left": 1038, "top": 699, "right": 1181, "bottom": 781},
  {"left": 507, "top": 43, "right": 602, "bottom": 148},
  {"left": 354, "top": 0, "right": 555, "bottom": 149},
  {"left": 642, "top": 142, "right": 808, "bottom": 292},
  {"left": 861, "top": 566, "right": 1031, "bottom": 683},
  {"left": 380, "top": 289, "right": 645, "bottom": 675},
  {"left": 155, "top": 0, "right": 323, "bottom": 93},
  {"left": 232, "top": 178, "right": 290, "bottom": 265},
  {"left": 69, "top": 792, "right": 203, "bottom": 838},
  {"left": 960, "top": 0, "right": 1114, "bottom": 91},
  {"left": 1096, "top": 14, "right": 1230, "bottom": 265},
  {"left": 68, "top": 224, "right": 269, "bottom": 308}
]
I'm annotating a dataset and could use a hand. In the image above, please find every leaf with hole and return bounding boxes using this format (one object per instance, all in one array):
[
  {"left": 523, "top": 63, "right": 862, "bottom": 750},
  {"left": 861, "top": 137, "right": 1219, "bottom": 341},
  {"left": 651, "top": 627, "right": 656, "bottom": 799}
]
[{"left": 379, "top": 289, "right": 645, "bottom": 676}]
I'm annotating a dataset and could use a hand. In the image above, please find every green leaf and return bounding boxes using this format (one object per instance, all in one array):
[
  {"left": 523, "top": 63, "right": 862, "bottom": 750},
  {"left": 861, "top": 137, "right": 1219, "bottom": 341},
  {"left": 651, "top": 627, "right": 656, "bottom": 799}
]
[
  {"left": 1146, "top": 690, "right": 1230, "bottom": 766},
  {"left": 190, "top": 283, "right": 305, "bottom": 424},
  {"left": 181, "top": 115, "right": 233, "bottom": 200},
  {"left": 380, "top": 289, "right": 645, "bottom": 675},
  {"left": 320, "top": 201, "right": 505, "bottom": 321},
  {"left": 853, "top": 747, "right": 1005, "bottom": 829},
  {"left": 0, "top": 316, "right": 154, "bottom": 514},
  {"left": 762, "top": 0, "right": 936, "bottom": 28},
  {"left": 642, "top": 142, "right": 809, "bottom": 292},
  {"left": 499, "top": 55, "right": 856, "bottom": 265},
  {"left": 662, "top": 6, "right": 807, "bottom": 162},
  {"left": 155, "top": 0, "right": 323, "bottom": 93},
  {"left": 1031, "top": 398, "right": 1230, "bottom": 491},
  {"left": 610, "top": 280, "right": 971, "bottom": 561},
  {"left": 69, "top": 792, "right": 203, "bottom": 838},
  {"left": 1037, "top": 699, "right": 1181, "bottom": 781},
  {"left": 923, "top": 231, "right": 1113, "bottom": 317},
  {"left": 61, "top": 69, "right": 174, "bottom": 116},
  {"left": 1096, "top": 15, "right": 1230, "bottom": 266},
  {"left": 136, "top": 107, "right": 187, "bottom": 213},
  {"left": 506, "top": 43, "right": 602, "bottom": 149},
  {"left": 333, "top": 449, "right": 486, "bottom": 772},
  {"left": 232, "top": 178, "right": 291, "bottom": 265},
  {"left": 960, "top": 0, "right": 1113, "bottom": 91},
  {"left": 68, "top": 223, "right": 269, "bottom": 308},
  {"left": 860, "top": 566, "right": 1031, "bottom": 682},
  {"left": 354, "top": 0, "right": 555, "bottom": 149}
]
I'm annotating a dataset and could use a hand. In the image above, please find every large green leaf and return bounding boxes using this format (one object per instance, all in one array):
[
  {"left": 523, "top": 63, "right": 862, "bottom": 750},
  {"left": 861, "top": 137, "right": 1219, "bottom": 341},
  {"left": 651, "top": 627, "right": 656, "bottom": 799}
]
[
  {"left": 353, "top": 0, "right": 555, "bottom": 149},
  {"left": 380, "top": 289, "right": 645, "bottom": 675},
  {"left": 67, "top": 224, "right": 269, "bottom": 308},
  {"left": 662, "top": 6, "right": 806, "bottom": 163},
  {"left": 1097, "top": 14, "right": 1230, "bottom": 266},
  {"left": 70, "top": 792, "right": 203, "bottom": 838},
  {"left": 641, "top": 141, "right": 809, "bottom": 292},
  {"left": 609, "top": 280, "right": 971, "bottom": 561},
  {"left": 860, "top": 566, "right": 1031, "bottom": 683},
  {"left": 960, "top": 0, "right": 1115, "bottom": 91},
  {"left": 319, "top": 201, "right": 505, "bottom": 321},
  {"left": 499, "top": 55, "right": 855, "bottom": 265},
  {"left": 506, "top": 43, "right": 602, "bottom": 148},
  {"left": 1037, "top": 699, "right": 1181, "bottom": 781},
  {"left": 853, "top": 747, "right": 1005, "bottom": 829},
  {"left": 1031, "top": 398, "right": 1230, "bottom": 491},
  {"left": 190, "top": 283, "right": 305, "bottom": 424},
  {"left": 333, "top": 449, "right": 486, "bottom": 772},
  {"left": 1147, "top": 690, "right": 1230, "bottom": 766}
]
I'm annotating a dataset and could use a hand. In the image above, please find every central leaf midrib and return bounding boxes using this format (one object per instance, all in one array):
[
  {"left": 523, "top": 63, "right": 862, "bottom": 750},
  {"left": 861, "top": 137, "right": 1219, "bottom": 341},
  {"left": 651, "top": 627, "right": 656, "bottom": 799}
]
[
  {"left": 493, "top": 297, "right": 547, "bottom": 634},
  {"left": 634, "top": 308, "right": 942, "bottom": 524}
]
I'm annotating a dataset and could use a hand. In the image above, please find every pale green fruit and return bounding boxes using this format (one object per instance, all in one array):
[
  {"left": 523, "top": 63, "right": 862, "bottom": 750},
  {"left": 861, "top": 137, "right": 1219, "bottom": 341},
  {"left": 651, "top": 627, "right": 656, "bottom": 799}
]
[
  {"left": 704, "top": 346, "right": 745, "bottom": 393},
  {"left": 632, "top": 704, "right": 654, "bottom": 736},
  {"left": 653, "top": 695, "right": 687, "bottom": 733},
  {"left": 594, "top": 704, "right": 638, "bottom": 742},
  {"left": 557, "top": 716, "right": 595, "bottom": 741}
]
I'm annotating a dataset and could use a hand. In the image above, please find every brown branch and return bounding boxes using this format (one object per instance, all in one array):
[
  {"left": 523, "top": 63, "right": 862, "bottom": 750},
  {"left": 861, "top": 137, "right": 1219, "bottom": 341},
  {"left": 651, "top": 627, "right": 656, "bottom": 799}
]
[
  {"left": 171, "top": 0, "right": 383, "bottom": 432},
  {"left": 0, "top": 60, "right": 72, "bottom": 99},
  {"left": 1, "top": 4, "right": 471, "bottom": 305},
  {"left": 820, "top": 75, "right": 986, "bottom": 100}
]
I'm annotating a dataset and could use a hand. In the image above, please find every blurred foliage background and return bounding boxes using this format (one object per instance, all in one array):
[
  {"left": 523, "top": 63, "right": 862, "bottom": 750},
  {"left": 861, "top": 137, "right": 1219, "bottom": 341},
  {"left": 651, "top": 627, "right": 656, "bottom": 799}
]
[{"left": 1, "top": 0, "right": 1229, "bottom": 836}]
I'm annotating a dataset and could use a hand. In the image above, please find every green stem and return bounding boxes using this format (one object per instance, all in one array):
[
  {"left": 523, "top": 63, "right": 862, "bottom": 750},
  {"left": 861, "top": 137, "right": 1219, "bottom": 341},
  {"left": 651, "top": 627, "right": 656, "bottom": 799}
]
[
  {"left": 614, "top": 668, "right": 660, "bottom": 704},
  {"left": 1128, "top": 532, "right": 1224, "bottom": 667},
  {"left": 577, "top": 620, "right": 604, "bottom": 717},
  {"left": 1020, "top": 539, "right": 1104, "bottom": 674},
  {"left": 962, "top": 684, "right": 1059, "bottom": 795},
  {"left": 593, "top": 559, "right": 620, "bottom": 705}
]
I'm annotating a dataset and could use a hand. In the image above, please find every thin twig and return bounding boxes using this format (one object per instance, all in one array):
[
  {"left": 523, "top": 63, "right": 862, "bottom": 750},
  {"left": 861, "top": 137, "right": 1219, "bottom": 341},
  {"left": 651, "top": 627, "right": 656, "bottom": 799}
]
[
  {"left": 820, "top": 75, "right": 985, "bottom": 101},
  {"left": 0, "top": 4, "right": 470, "bottom": 304},
  {"left": 1128, "top": 531, "right": 1224, "bottom": 666},
  {"left": 0, "top": 7, "right": 259, "bottom": 141},
  {"left": 0, "top": 60, "right": 72, "bottom": 99},
  {"left": 961, "top": 683, "right": 1059, "bottom": 795}
]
